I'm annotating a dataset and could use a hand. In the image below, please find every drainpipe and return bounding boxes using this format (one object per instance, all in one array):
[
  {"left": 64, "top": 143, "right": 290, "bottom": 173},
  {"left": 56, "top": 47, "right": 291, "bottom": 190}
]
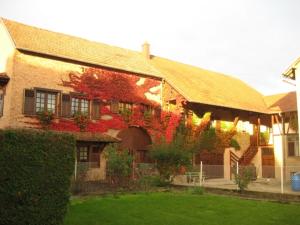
[{"left": 280, "top": 112, "right": 285, "bottom": 193}]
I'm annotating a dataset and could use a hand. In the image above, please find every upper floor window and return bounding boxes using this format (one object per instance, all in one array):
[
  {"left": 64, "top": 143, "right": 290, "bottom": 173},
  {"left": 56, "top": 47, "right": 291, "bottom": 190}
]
[
  {"left": 24, "top": 89, "right": 58, "bottom": 115},
  {"left": 35, "top": 91, "right": 57, "bottom": 113},
  {"left": 71, "top": 97, "right": 89, "bottom": 115},
  {"left": 288, "top": 135, "right": 300, "bottom": 157},
  {"left": 118, "top": 102, "right": 132, "bottom": 114}
]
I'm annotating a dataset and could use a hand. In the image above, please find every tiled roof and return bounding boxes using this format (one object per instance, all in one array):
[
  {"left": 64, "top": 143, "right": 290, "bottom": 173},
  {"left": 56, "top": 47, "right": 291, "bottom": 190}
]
[
  {"left": 264, "top": 92, "right": 297, "bottom": 113},
  {"left": 1, "top": 18, "right": 162, "bottom": 78},
  {"left": 150, "top": 56, "right": 269, "bottom": 113},
  {"left": 2, "top": 18, "right": 291, "bottom": 114},
  {"left": 60, "top": 131, "right": 120, "bottom": 142}
]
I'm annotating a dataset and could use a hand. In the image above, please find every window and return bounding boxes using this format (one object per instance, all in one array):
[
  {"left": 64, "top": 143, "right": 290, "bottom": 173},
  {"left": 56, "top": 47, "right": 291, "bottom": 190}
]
[
  {"left": 91, "top": 100, "right": 101, "bottom": 120},
  {"left": 78, "top": 146, "right": 89, "bottom": 162},
  {"left": 35, "top": 91, "right": 57, "bottom": 113},
  {"left": 71, "top": 97, "right": 89, "bottom": 115},
  {"left": 288, "top": 135, "right": 300, "bottom": 157},
  {"left": 118, "top": 102, "right": 132, "bottom": 114}
]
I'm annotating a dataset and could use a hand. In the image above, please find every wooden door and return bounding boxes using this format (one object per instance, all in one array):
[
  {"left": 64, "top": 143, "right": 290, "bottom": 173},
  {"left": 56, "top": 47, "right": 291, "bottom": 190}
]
[{"left": 261, "top": 148, "right": 275, "bottom": 178}]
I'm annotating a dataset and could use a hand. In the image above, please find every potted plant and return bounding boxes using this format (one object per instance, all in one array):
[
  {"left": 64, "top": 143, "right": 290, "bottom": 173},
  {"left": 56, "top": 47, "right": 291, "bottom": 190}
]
[
  {"left": 37, "top": 110, "right": 55, "bottom": 129},
  {"left": 74, "top": 112, "right": 89, "bottom": 131}
]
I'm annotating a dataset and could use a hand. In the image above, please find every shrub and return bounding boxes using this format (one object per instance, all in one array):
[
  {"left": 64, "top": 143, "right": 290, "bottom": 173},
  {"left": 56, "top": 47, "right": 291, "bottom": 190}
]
[
  {"left": 0, "top": 129, "right": 76, "bottom": 225},
  {"left": 37, "top": 110, "right": 55, "bottom": 129},
  {"left": 73, "top": 112, "right": 89, "bottom": 131},
  {"left": 230, "top": 138, "right": 241, "bottom": 150},
  {"left": 150, "top": 137, "right": 192, "bottom": 183},
  {"left": 234, "top": 167, "right": 255, "bottom": 192},
  {"left": 105, "top": 144, "right": 133, "bottom": 187},
  {"left": 260, "top": 131, "right": 270, "bottom": 145},
  {"left": 198, "top": 127, "right": 217, "bottom": 151}
]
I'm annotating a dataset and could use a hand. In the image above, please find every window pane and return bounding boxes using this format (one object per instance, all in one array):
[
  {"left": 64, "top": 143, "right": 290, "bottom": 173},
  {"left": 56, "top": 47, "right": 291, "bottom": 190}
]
[
  {"left": 71, "top": 98, "right": 79, "bottom": 115},
  {"left": 81, "top": 99, "right": 89, "bottom": 114},
  {"left": 36, "top": 92, "right": 45, "bottom": 112},
  {"left": 288, "top": 135, "right": 299, "bottom": 157},
  {"left": 47, "top": 93, "right": 56, "bottom": 112},
  {"left": 79, "top": 146, "right": 88, "bottom": 161}
]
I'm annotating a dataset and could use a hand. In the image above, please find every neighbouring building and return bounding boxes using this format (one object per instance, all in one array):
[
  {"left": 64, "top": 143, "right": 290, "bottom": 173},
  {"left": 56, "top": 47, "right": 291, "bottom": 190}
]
[{"left": 0, "top": 18, "right": 298, "bottom": 182}]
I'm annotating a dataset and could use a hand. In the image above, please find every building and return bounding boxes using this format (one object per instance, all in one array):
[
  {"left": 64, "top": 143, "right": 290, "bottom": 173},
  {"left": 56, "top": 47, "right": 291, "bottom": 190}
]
[{"left": 0, "top": 18, "right": 297, "bottom": 182}]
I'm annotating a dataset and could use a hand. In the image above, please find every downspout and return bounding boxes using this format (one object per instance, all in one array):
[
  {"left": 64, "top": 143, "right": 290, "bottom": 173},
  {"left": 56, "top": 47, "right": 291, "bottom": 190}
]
[{"left": 280, "top": 112, "right": 286, "bottom": 193}]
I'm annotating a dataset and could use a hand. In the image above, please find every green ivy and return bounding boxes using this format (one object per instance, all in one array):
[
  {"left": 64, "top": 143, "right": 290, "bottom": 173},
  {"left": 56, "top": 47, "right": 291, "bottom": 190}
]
[{"left": 0, "top": 129, "right": 75, "bottom": 225}]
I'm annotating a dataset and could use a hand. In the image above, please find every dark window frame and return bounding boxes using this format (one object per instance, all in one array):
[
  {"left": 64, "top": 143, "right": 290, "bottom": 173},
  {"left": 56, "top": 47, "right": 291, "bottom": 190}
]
[
  {"left": 287, "top": 134, "right": 300, "bottom": 157},
  {"left": 23, "top": 88, "right": 60, "bottom": 116},
  {"left": 35, "top": 90, "right": 57, "bottom": 114},
  {"left": 118, "top": 102, "right": 133, "bottom": 114},
  {"left": 71, "top": 95, "right": 90, "bottom": 116}
]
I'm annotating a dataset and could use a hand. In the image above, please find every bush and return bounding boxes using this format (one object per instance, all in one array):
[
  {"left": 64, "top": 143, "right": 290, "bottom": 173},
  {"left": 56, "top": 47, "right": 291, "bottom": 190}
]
[
  {"left": 105, "top": 144, "right": 133, "bottom": 187},
  {"left": 150, "top": 138, "right": 192, "bottom": 183},
  {"left": 0, "top": 129, "right": 75, "bottom": 225},
  {"left": 234, "top": 167, "right": 255, "bottom": 192},
  {"left": 230, "top": 138, "right": 240, "bottom": 150},
  {"left": 37, "top": 110, "right": 55, "bottom": 129},
  {"left": 198, "top": 127, "right": 217, "bottom": 151}
]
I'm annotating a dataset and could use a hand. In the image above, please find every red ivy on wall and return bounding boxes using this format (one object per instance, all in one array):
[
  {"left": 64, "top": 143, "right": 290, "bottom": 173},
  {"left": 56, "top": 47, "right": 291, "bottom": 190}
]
[
  {"left": 62, "top": 67, "right": 160, "bottom": 107},
  {"left": 51, "top": 67, "right": 182, "bottom": 143}
]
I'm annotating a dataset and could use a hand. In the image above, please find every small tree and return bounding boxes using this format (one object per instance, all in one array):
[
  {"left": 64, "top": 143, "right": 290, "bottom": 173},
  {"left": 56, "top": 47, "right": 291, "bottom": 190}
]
[
  {"left": 234, "top": 167, "right": 255, "bottom": 192},
  {"left": 150, "top": 136, "right": 192, "bottom": 184},
  {"left": 105, "top": 144, "right": 133, "bottom": 187}
]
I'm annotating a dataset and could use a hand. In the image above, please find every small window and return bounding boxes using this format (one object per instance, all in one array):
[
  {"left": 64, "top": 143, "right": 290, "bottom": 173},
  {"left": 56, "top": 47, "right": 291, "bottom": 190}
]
[
  {"left": 78, "top": 146, "right": 89, "bottom": 162},
  {"left": 288, "top": 135, "right": 300, "bottom": 157},
  {"left": 118, "top": 102, "right": 133, "bottom": 114},
  {"left": 35, "top": 90, "right": 57, "bottom": 113},
  {"left": 91, "top": 100, "right": 101, "bottom": 120},
  {"left": 71, "top": 97, "right": 89, "bottom": 115}
]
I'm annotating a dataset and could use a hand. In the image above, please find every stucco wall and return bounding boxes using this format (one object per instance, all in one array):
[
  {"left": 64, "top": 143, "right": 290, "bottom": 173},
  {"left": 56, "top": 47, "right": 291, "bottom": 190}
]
[
  {"left": 0, "top": 21, "right": 16, "bottom": 128},
  {"left": 0, "top": 51, "right": 162, "bottom": 130}
]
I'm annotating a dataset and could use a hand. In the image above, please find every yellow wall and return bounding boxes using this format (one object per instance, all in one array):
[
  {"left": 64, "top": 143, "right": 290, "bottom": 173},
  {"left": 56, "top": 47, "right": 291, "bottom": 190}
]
[{"left": 0, "top": 51, "right": 162, "bottom": 130}]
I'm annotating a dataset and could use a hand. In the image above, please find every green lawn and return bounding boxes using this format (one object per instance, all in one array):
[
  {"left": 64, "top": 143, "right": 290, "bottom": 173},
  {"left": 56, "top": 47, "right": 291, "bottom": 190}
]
[{"left": 64, "top": 192, "right": 300, "bottom": 225}]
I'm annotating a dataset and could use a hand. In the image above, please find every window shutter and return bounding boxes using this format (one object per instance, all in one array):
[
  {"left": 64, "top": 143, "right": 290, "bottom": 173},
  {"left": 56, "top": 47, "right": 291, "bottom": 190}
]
[
  {"left": 91, "top": 100, "right": 101, "bottom": 120},
  {"left": 61, "top": 94, "right": 71, "bottom": 117},
  {"left": 23, "top": 89, "right": 35, "bottom": 115},
  {"left": 110, "top": 100, "right": 119, "bottom": 113}
]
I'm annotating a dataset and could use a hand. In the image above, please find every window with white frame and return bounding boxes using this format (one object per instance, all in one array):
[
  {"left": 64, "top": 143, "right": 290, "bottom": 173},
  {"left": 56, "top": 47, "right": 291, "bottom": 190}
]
[{"left": 288, "top": 135, "right": 300, "bottom": 157}]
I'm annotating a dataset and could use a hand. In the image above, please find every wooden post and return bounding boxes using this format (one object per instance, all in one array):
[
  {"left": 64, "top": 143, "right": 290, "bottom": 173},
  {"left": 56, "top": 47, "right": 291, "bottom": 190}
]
[
  {"left": 257, "top": 117, "right": 261, "bottom": 146},
  {"left": 232, "top": 116, "right": 239, "bottom": 129}
]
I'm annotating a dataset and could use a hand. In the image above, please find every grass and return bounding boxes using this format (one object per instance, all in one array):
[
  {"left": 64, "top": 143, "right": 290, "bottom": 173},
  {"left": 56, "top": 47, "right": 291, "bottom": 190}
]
[{"left": 64, "top": 192, "right": 300, "bottom": 225}]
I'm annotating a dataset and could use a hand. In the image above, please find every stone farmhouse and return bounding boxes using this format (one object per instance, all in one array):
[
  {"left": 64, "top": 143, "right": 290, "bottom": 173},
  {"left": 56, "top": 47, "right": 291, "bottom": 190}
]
[{"left": 0, "top": 18, "right": 298, "bottom": 182}]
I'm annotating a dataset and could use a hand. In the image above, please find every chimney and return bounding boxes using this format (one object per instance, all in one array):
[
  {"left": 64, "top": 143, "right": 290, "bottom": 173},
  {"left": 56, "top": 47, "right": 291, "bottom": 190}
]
[{"left": 142, "top": 41, "right": 150, "bottom": 59}]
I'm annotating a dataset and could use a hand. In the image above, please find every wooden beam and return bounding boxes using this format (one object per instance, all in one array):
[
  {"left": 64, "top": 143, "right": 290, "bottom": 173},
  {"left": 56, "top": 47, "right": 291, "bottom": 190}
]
[
  {"left": 274, "top": 114, "right": 283, "bottom": 135},
  {"left": 233, "top": 116, "right": 239, "bottom": 128}
]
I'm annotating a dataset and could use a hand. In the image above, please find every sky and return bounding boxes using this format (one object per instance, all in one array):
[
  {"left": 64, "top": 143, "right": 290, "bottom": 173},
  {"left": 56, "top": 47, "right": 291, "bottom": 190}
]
[{"left": 0, "top": 0, "right": 299, "bottom": 95}]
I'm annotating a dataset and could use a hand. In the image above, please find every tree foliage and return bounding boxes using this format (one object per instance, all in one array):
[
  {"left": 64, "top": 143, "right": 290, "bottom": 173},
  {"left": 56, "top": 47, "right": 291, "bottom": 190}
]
[
  {"left": 150, "top": 135, "right": 192, "bottom": 183},
  {"left": 105, "top": 144, "right": 133, "bottom": 187}
]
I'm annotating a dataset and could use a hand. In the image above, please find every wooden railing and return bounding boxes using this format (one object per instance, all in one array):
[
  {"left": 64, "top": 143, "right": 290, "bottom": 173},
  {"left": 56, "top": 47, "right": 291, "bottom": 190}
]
[
  {"left": 230, "top": 151, "right": 239, "bottom": 179},
  {"left": 238, "top": 146, "right": 258, "bottom": 165}
]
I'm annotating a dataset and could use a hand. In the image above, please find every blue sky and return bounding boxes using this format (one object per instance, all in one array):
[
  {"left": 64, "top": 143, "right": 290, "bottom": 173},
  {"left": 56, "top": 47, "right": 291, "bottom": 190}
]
[{"left": 0, "top": 0, "right": 299, "bottom": 95}]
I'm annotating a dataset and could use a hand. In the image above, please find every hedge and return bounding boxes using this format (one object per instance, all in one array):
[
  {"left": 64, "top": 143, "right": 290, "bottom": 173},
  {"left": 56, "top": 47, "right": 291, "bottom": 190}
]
[{"left": 0, "top": 129, "right": 76, "bottom": 225}]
